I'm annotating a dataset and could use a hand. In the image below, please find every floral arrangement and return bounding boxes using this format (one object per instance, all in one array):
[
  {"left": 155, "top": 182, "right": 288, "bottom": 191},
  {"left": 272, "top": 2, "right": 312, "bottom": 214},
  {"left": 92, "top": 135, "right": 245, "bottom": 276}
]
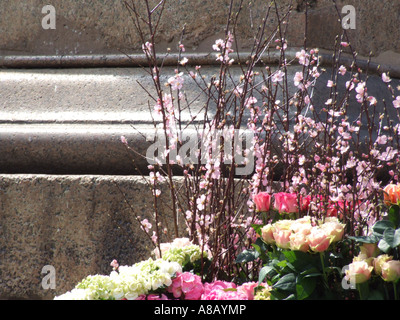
[
  {"left": 242, "top": 185, "right": 400, "bottom": 300},
  {"left": 54, "top": 0, "right": 400, "bottom": 300},
  {"left": 55, "top": 184, "right": 400, "bottom": 300},
  {"left": 54, "top": 237, "right": 272, "bottom": 300}
]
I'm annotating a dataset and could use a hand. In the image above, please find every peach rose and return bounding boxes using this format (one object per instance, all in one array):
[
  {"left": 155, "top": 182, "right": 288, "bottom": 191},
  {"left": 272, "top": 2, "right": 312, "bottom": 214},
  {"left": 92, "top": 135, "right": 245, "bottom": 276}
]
[
  {"left": 345, "top": 260, "right": 373, "bottom": 284},
  {"left": 261, "top": 224, "right": 275, "bottom": 244},
  {"left": 383, "top": 183, "right": 400, "bottom": 205},
  {"left": 359, "top": 243, "right": 380, "bottom": 259},
  {"left": 273, "top": 229, "right": 292, "bottom": 249},
  {"left": 381, "top": 260, "right": 400, "bottom": 282},
  {"left": 373, "top": 254, "right": 393, "bottom": 275},
  {"left": 320, "top": 217, "right": 345, "bottom": 243},
  {"left": 307, "top": 227, "right": 332, "bottom": 253},
  {"left": 291, "top": 217, "right": 313, "bottom": 235},
  {"left": 289, "top": 232, "right": 309, "bottom": 252}
]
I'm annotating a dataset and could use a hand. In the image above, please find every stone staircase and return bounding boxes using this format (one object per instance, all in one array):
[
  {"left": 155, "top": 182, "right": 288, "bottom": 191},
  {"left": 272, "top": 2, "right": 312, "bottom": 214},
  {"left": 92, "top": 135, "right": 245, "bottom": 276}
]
[{"left": 1, "top": 51, "right": 399, "bottom": 299}]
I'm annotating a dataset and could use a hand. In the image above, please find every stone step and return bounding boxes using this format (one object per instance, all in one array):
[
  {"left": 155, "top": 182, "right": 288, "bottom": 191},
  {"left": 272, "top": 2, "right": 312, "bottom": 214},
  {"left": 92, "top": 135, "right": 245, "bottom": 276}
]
[
  {"left": 0, "top": 173, "right": 186, "bottom": 299},
  {"left": 0, "top": 58, "right": 399, "bottom": 175}
]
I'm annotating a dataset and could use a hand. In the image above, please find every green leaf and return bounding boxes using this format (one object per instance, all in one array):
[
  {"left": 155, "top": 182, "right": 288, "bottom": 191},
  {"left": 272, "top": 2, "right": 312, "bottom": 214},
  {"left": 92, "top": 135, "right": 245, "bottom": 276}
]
[
  {"left": 347, "top": 235, "right": 380, "bottom": 243},
  {"left": 383, "top": 228, "right": 400, "bottom": 248},
  {"left": 357, "top": 281, "right": 370, "bottom": 300},
  {"left": 373, "top": 220, "right": 395, "bottom": 237},
  {"left": 251, "top": 224, "right": 263, "bottom": 236},
  {"left": 378, "top": 238, "right": 391, "bottom": 253},
  {"left": 222, "top": 288, "right": 237, "bottom": 292},
  {"left": 282, "top": 250, "right": 319, "bottom": 272},
  {"left": 235, "top": 249, "right": 260, "bottom": 263},
  {"left": 299, "top": 267, "right": 322, "bottom": 279},
  {"left": 276, "top": 259, "right": 288, "bottom": 269},
  {"left": 258, "top": 266, "right": 276, "bottom": 284},
  {"left": 367, "top": 290, "right": 385, "bottom": 300},
  {"left": 272, "top": 273, "right": 296, "bottom": 292},
  {"left": 296, "top": 277, "right": 317, "bottom": 300},
  {"left": 252, "top": 238, "right": 269, "bottom": 262},
  {"left": 254, "top": 237, "right": 269, "bottom": 251},
  {"left": 388, "top": 205, "right": 400, "bottom": 229},
  {"left": 270, "top": 290, "right": 289, "bottom": 300}
]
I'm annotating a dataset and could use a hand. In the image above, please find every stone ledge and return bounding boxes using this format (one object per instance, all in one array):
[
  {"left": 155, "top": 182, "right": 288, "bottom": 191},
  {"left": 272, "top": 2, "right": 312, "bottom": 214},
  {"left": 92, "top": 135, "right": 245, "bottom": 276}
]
[
  {"left": 1, "top": 51, "right": 400, "bottom": 78},
  {"left": 0, "top": 64, "right": 399, "bottom": 176}
]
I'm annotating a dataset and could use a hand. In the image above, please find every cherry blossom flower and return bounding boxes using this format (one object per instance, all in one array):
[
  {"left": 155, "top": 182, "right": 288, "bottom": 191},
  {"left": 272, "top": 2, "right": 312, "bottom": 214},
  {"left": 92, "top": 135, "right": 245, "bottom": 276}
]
[
  {"left": 338, "top": 65, "right": 347, "bottom": 76},
  {"left": 294, "top": 72, "right": 303, "bottom": 87},
  {"left": 377, "top": 147, "right": 398, "bottom": 161},
  {"left": 355, "top": 82, "right": 367, "bottom": 103},
  {"left": 393, "top": 96, "right": 400, "bottom": 109},
  {"left": 120, "top": 136, "right": 128, "bottom": 145},
  {"left": 296, "top": 49, "right": 310, "bottom": 66},
  {"left": 142, "top": 41, "right": 153, "bottom": 54},
  {"left": 197, "top": 194, "right": 207, "bottom": 211},
  {"left": 375, "top": 135, "right": 387, "bottom": 145},
  {"left": 346, "top": 80, "right": 355, "bottom": 91},
  {"left": 110, "top": 259, "right": 119, "bottom": 270},
  {"left": 140, "top": 219, "right": 152, "bottom": 233},
  {"left": 179, "top": 57, "right": 189, "bottom": 66},
  {"left": 168, "top": 73, "right": 184, "bottom": 90},
  {"left": 272, "top": 70, "right": 285, "bottom": 82},
  {"left": 368, "top": 96, "right": 377, "bottom": 106},
  {"left": 327, "top": 80, "right": 334, "bottom": 87},
  {"left": 382, "top": 72, "right": 391, "bottom": 83}
]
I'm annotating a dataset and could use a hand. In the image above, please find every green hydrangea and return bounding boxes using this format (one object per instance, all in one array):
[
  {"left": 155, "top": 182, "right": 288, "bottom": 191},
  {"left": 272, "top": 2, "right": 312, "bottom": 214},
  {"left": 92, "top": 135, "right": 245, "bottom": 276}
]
[
  {"left": 253, "top": 286, "right": 272, "bottom": 300},
  {"left": 76, "top": 275, "right": 117, "bottom": 300},
  {"left": 162, "top": 245, "right": 208, "bottom": 266}
]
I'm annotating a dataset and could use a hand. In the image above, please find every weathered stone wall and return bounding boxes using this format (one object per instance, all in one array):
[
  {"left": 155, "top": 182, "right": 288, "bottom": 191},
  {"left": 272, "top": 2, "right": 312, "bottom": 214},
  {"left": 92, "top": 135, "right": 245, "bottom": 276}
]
[
  {"left": 0, "top": 174, "right": 183, "bottom": 299},
  {"left": 0, "top": 0, "right": 399, "bottom": 58}
]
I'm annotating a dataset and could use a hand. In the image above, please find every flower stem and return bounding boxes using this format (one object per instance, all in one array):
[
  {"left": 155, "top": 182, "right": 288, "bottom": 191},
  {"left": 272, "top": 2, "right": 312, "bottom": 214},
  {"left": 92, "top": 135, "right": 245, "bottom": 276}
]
[
  {"left": 394, "top": 282, "right": 398, "bottom": 300},
  {"left": 319, "top": 252, "right": 328, "bottom": 286},
  {"left": 357, "top": 284, "right": 364, "bottom": 300}
]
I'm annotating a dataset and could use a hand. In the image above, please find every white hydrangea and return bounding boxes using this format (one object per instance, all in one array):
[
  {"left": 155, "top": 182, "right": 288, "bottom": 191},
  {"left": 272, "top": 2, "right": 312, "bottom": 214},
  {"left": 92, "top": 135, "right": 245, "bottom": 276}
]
[
  {"left": 54, "top": 288, "right": 94, "bottom": 300},
  {"left": 54, "top": 258, "right": 182, "bottom": 300}
]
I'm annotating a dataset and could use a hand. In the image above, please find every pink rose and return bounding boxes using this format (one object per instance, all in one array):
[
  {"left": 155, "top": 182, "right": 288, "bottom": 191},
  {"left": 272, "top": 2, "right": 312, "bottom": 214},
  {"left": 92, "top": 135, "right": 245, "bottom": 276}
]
[
  {"left": 307, "top": 227, "right": 332, "bottom": 252},
  {"left": 300, "top": 195, "right": 311, "bottom": 212},
  {"left": 274, "top": 192, "right": 299, "bottom": 214},
  {"left": 253, "top": 192, "right": 271, "bottom": 212},
  {"left": 167, "top": 272, "right": 204, "bottom": 300},
  {"left": 272, "top": 219, "right": 294, "bottom": 249}
]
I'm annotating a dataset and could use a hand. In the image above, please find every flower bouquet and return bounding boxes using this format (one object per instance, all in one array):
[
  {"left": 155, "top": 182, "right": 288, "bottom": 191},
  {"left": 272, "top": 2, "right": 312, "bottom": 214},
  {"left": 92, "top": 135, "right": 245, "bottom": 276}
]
[
  {"left": 55, "top": 184, "right": 400, "bottom": 300},
  {"left": 55, "top": 0, "right": 400, "bottom": 300}
]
